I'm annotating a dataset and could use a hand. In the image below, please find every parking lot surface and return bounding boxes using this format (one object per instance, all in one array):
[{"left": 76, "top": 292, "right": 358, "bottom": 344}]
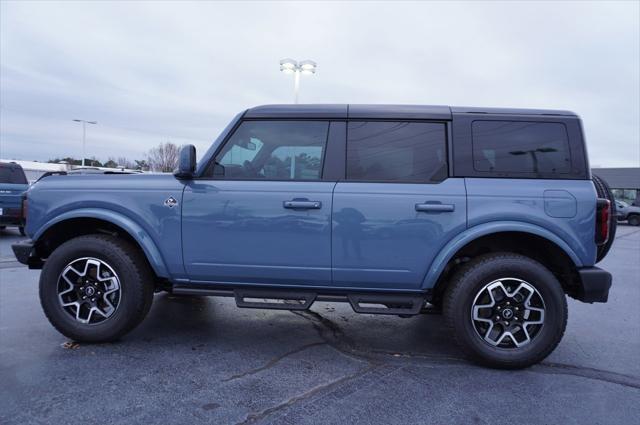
[{"left": 1, "top": 225, "right": 639, "bottom": 424}]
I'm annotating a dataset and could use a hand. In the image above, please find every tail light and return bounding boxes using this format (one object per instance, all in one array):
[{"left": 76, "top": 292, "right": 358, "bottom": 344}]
[
  {"left": 595, "top": 198, "right": 610, "bottom": 245},
  {"left": 21, "top": 195, "right": 28, "bottom": 222}
]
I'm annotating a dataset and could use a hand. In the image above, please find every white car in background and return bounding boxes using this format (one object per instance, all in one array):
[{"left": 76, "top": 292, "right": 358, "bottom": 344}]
[{"left": 615, "top": 200, "right": 640, "bottom": 226}]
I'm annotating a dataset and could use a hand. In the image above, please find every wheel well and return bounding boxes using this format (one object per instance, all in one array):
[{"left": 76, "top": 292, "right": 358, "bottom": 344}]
[
  {"left": 34, "top": 218, "right": 159, "bottom": 280},
  {"left": 432, "top": 231, "right": 580, "bottom": 302}
]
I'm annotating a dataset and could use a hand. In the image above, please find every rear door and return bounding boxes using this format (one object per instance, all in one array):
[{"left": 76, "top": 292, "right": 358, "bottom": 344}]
[
  {"left": 182, "top": 120, "right": 340, "bottom": 286},
  {"left": 332, "top": 121, "right": 467, "bottom": 290}
]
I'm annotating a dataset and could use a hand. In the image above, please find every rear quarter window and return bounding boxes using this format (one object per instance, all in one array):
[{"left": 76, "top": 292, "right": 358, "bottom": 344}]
[{"left": 471, "top": 121, "right": 571, "bottom": 174}]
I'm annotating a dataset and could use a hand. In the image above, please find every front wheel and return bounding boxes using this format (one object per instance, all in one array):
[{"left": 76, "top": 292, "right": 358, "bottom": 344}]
[
  {"left": 628, "top": 215, "right": 640, "bottom": 226},
  {"left": 39, "top": 234, "right": 154, "bottom": 342},
  {"left": 18, "top": 226, "right": 26, "bottom": 236},
  {"left": 444, "top": 253, "right": 567, "bottom": 369}
]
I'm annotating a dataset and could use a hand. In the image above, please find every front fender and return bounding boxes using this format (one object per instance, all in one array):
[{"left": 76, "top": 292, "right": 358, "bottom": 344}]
[
  {"left": 420, "top": 221, "right": 583, "bottom": 289},
  {"left": 34, "top": 208, "right": 170, "bottom": 278}
]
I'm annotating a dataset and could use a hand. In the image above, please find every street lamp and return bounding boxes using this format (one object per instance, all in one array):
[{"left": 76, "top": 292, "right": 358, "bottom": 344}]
[
  {"left": 279, "top": 58, "right": 317, "bottom": 104},
  {"left": 72, "top": 119, "right": 97, "bottom": 167}
]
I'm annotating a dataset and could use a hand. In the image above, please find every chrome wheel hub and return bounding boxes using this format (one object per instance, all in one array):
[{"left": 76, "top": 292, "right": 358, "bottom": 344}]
[
  {"left": 57, "top": 257, "right": 122, "bottom": 325},
  {"left": 471, "top": 278, "right": 546, "bottom": 348}
]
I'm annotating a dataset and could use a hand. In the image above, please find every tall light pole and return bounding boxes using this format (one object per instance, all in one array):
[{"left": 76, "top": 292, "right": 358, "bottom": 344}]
[
  {"left": 279, "top": 59, "right": 317, "bottom": 103},
  {"left": 73, "top": 119, "right": 97, "bottom": 167}
]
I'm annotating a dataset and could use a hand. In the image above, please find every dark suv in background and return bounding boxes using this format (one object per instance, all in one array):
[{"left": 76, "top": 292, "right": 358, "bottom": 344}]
[{"left": 0, "top": 161, "right": 28, "bottom": 235}]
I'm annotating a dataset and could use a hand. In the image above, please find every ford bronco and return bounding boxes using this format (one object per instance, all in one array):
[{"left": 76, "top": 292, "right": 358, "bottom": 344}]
[{"left": 12, "top": 105, "right": 616, "bottom": 368}]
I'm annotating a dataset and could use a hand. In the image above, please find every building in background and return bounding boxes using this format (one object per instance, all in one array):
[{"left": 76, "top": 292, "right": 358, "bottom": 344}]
[{"left": 592, "top": 167, "right": 640, "bottom": 205}]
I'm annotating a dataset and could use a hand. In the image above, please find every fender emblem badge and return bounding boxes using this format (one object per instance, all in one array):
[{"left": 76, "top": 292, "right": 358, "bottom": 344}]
[{"left": 164, "top": 196, "right": 178, "bottom": 208}]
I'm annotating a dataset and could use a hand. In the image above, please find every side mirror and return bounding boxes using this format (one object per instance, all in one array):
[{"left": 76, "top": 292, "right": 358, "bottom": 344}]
[{"left": 174, "top": 144, "right": 196, "bottom": 179}]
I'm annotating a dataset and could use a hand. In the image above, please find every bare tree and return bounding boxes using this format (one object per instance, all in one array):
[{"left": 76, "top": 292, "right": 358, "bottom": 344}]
[
  {"left": 147, "top": 142, "right": 179, "bottom": 172},
  {"left": 103, "top": 157, "right": 118, "bottom": 168},
  {"left": 116, "top": 157, "right": 135, "bottom": 169}
]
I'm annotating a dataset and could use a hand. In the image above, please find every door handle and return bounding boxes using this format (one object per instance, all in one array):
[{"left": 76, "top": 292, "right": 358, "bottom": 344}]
[
  {"left": 415, "top": 203, "right": 455, "bottom": 213},
  {"left": 283, "top": 200, "right": 322, "bottom": 210}
]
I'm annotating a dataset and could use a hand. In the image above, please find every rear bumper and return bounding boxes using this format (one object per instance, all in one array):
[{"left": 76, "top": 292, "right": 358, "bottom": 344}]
[
  {"left": 11, "top": 240, "right": 43, "bottom": 269},
  {"left": 0, "top": 212, "right": 23, "bottom": 226},
  {"left": 575, "top": 267, "right": 612, "bottom": 303}
]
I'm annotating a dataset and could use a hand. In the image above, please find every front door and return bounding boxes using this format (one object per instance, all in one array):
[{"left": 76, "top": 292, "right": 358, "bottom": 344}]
[
  {"left": 332, "top": 121, "right": 467, "bottom": 290},
  {"left": 182, "top": 120, "right": 334, "bottom": 286}
]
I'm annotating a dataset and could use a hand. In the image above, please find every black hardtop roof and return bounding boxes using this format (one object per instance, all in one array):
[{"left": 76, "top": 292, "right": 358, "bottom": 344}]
[
  {"left": 244, "top": 104, "right": 577, "bottom": 120},
  {"left": 0, "top": 161, "right": 24, "bottom": 169}
]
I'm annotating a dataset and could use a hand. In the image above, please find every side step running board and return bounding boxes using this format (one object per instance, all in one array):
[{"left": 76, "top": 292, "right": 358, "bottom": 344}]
[
  {"left": 172, "top": 285, "right": 427, "bottom": 315},
  {"left": 234, "top": 290, "right": 316, "bottom": 311},
  {"left": 348, "top": 294, "right": 425, "bottom": 315}
]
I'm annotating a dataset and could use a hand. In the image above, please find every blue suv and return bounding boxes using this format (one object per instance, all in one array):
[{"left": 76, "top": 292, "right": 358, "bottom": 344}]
[{"left": 12, "top": 105, "right": 616, "bottom": 368}]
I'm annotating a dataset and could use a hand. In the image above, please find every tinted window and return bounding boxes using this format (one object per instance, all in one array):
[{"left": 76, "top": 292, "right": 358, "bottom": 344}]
[
  {"left": 472, "top": 121, "right": 571, "bottom": 174},
  {"left": 208, "top": 121, "right": 329, "bottom": 180},
  {"left": 346, "top": 122, "right": 447, "bottom": 182},
  {"left": 0, "top": 164, "right": 28, "bottom": 184}
]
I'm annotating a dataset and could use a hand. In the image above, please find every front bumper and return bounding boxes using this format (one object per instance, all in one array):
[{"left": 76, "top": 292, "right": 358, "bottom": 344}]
[
  {"left": 11, "top": 239, "right": 43, "bottom": 269},
  {"left": 575, "top": 267, "right": 612, "bottom": 303}
]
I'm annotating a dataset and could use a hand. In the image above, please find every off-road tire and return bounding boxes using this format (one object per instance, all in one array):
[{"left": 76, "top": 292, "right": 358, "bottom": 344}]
[
  {"left": 444, "top": 253, "right": 567, "bottom": 369},
  {"left": 39, "top": 234, "right": 154, "bottom": 342}
]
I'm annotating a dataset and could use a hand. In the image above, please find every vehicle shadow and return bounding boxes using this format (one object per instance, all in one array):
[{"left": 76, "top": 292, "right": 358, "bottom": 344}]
[{"left": 129, "top": 292, "right": 462, "bottom": 362}]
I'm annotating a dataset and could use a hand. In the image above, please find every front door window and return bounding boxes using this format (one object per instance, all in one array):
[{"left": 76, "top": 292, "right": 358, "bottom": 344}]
[{"left": 206, "top": 121, "right": 329, "bottom": 180}]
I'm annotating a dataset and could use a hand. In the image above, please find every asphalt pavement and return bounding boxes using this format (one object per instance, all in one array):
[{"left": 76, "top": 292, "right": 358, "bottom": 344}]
[{"left": 1, "top": 225, "right": 639, "bottom": 424}]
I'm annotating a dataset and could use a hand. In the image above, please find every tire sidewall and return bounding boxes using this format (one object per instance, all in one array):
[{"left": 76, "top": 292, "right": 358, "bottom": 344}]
[
  {"left": 451, "top": 256, "right": 567, "bottom": 367},
  {"left": 40, "top": 236, "right": 145, "bottom": 342}
]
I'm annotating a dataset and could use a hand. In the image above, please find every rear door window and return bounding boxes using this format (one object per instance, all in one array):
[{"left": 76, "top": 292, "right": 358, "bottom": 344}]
[
  {"left": 0, "top": 164, "right": 28, "bottom": 184},
  {"left": 471, "top": 121, "right": 571, "bottom": 174},
  {"left": 346, "top": 121, "right": 447, "bottom": 182}
]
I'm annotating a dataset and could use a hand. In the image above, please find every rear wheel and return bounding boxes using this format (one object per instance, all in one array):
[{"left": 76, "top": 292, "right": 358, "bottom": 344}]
[
  {"left": 444, "top": 253, "right": 567, "bottom": 369},
  {"left": 18, "top": 226, "right": 26, "bottom": 236},
  {"left": 628, "top": 214, "right": 640, "bottom": 226},
  {"left": 39, "top": 234, "right": 154, "bottom": 342}
]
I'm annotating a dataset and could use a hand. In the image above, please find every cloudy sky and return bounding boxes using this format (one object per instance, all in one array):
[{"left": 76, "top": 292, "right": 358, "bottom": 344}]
[{"left": 1, "top": 0, "right": 638, "bottom": 167}]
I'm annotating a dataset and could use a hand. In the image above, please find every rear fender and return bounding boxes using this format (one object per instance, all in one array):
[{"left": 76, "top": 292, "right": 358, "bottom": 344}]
[{"left": 420, "top": 221, "right": 582, "bottom": 289}]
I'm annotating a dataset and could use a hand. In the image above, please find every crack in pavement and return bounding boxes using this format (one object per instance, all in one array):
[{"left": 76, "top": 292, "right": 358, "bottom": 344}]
[
  {"left": 234, "top": 363, "right": 379, "bottom": 425},
  {"left": 367, "top": 348, "right": 466, "bottom": 363},
  {"left": 228, "top": 310, "right": 382, "bottom": 425},
  {"left": 290, "top": 310, "right": 378, "bottom": 363},
  {"left": 230, "top": 309, "right": 468, "bottom": 425},
  {"left": 534, "top": 362, "right": 640, "bottom": 390},
  {"left": 293, "top": 309, "right": 466, "bottom": 364},
  {"left": 295, "top": 309, "right": 640, "bottom": 391},
  {"left": 221, "top": 342, "right": 327, "bottom": 383}
]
